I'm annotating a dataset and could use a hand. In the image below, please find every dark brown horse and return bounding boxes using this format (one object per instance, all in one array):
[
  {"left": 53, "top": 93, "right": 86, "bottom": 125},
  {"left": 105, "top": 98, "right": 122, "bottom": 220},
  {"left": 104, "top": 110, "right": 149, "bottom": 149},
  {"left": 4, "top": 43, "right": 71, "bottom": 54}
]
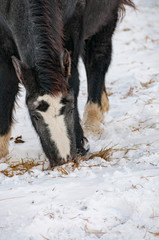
[{"left": 0, "top": 0, "right": 135, "bottom": 167}]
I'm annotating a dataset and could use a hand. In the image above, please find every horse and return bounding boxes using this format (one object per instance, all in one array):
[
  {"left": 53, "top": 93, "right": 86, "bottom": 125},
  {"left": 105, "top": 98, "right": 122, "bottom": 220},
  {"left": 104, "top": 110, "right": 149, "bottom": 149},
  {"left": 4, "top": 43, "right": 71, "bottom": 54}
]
[{"left": 0, "top": 0, "right": 135, "bottom": 167}]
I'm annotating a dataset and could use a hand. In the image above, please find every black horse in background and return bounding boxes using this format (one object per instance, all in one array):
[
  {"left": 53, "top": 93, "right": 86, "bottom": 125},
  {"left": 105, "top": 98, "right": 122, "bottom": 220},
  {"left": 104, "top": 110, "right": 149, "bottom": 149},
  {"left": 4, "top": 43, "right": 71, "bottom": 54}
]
[{"left": 0, "top": 0, "right": 135, "bottom": 167}]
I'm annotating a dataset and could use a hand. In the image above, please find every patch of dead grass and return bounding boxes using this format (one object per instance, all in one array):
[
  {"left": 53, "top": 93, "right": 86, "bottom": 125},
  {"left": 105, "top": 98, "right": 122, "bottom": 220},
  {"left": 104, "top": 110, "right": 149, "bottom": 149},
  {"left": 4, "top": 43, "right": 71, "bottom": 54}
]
[
  {"left": 1, "top": 142, "right": 150, "bottom": 177},
  {"left": 140, "top": 74, "right": 158, "bottom": 88},
  {"left": 84, "top": 224, "right": 107, "bottom": 236},
  {"left": 57, "top": 167, "right": 68, "bottom": 175},
  {"left": 72, "top": 144, "right": 138, "bottom": 170},
  {"left": 0, "top": 160, "right": 40, "bottom": 177},
  {"left": 123, "top": 87, "right": 134, "bottom": 99}
]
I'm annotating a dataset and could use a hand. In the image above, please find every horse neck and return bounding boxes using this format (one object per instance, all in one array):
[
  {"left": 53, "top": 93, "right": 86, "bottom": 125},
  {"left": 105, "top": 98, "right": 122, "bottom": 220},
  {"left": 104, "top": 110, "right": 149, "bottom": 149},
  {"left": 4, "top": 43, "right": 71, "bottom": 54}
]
[{"left": 0, "top": 0, "right": 67, "bottom": 94}]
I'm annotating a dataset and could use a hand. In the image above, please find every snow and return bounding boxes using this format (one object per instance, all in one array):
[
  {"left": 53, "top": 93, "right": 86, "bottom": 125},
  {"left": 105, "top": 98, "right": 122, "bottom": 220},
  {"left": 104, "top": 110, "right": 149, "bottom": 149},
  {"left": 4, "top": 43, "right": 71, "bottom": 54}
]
[{"left": 0, "top": 0, "right": 159, "bottom": 239}]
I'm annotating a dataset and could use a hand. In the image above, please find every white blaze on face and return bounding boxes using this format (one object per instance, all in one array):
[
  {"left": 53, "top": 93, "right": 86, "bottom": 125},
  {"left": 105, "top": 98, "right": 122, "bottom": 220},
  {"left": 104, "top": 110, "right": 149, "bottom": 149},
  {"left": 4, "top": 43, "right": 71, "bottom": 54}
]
[{"left": 36, "top": 94, "right": 70, "bottom": 161}]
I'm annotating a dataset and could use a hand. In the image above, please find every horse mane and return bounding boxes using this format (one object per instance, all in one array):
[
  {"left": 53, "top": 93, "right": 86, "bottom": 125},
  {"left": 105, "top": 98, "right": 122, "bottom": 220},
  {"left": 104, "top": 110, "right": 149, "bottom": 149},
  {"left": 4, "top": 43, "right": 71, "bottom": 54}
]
[
  {"left": 28, "top": 0, "right": 68, "bottom": 94},
  {"left": 0, "top": 16, "right": 19, "bottom": 61},
  {"left": 119, "top": 0, "right": 136, "bottom": 19}
]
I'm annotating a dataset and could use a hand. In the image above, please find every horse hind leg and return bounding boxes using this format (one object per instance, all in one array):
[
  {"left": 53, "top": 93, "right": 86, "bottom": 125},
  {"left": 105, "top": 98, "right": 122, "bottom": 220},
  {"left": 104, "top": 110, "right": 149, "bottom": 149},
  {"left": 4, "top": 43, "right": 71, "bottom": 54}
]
[
  {"left": 0, "top": 56, "right": 19, "bottom": 159},
  {"left": 82, "top": 16, "right": 118, "bottom": 134}
]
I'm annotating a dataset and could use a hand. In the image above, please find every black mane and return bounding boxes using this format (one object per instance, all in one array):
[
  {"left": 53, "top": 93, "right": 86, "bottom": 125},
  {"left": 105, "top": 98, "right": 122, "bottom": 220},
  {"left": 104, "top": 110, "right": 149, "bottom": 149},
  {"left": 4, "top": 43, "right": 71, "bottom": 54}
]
[{"left": 28, "top": 0, "right": 67, "bottom": 94}]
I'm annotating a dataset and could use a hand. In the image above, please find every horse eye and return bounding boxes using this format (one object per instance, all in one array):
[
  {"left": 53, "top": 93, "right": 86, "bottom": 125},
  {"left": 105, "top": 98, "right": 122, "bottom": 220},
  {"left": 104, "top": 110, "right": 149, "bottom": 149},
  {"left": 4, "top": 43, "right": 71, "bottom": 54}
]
[{"left": 36, "top": 101, "right": 49, "bottom": 112}]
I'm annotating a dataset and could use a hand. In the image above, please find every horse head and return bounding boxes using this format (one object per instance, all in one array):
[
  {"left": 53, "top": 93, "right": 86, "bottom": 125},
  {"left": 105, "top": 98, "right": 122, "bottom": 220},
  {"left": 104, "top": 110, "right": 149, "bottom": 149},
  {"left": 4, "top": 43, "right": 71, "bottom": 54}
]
[{"left": 11, "top": 51, "right": 77, "bottom": 167}]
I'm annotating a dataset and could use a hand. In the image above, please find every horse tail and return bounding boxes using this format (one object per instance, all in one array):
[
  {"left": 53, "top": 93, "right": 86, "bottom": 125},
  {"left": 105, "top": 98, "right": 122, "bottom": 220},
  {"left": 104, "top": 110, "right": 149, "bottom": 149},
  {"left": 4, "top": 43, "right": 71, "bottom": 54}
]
[
  {"left": 121, "top": 0, "right": 136, "bottom": 8},
  {"left": 119, "top": 0, "right": 136, "bottom": 19}
]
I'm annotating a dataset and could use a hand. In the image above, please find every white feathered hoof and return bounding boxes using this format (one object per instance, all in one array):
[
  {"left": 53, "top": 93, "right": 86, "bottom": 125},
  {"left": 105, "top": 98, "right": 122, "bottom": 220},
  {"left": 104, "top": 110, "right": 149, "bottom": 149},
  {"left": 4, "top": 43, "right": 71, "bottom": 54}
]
[
  {"left": 83, "top": 102, "right": 104, "bottom": 135},
  {"left": 0, "top": 130, "right": 11, "bottom": 159}
]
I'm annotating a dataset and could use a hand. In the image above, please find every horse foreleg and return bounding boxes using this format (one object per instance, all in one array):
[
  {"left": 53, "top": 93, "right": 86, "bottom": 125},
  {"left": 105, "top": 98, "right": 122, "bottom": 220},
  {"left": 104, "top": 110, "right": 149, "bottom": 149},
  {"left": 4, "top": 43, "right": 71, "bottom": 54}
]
[
  {"left": 64, "top": 33, "right": 88, "bottom": 155},
  {"left": 83, "top": 16, "right": 118, "bottom": 134},
  {"left": 68, "top": 60, "right": 88, "bottom": 155},
  {"left": 0, "top": 58, "right": 19, "bottom": 159}
]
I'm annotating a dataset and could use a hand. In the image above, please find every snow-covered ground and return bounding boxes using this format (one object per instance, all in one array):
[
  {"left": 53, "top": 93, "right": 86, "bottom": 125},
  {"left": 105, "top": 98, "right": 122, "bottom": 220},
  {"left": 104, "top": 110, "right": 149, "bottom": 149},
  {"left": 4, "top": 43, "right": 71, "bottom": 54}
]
[{"left": 0, "top": 1, "right": 159, "bottom": 239}]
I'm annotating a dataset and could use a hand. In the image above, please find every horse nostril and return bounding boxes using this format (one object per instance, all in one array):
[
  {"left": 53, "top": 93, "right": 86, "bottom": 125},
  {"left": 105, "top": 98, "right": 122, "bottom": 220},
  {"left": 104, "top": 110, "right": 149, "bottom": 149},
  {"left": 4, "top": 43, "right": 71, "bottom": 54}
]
[{"left": 77, "top": 145, "right": 89, "bottom": 156}]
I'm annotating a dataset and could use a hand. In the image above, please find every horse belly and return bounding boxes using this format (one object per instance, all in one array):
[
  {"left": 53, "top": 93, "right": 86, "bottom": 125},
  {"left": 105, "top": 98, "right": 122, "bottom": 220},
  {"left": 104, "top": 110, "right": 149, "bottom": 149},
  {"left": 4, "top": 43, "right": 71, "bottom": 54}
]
[
  {"left": 58, "top": 0, "right": 79, "bottom": 24},
  {"left": 83, "top": 0, "right": 120, "bottom": 39}
]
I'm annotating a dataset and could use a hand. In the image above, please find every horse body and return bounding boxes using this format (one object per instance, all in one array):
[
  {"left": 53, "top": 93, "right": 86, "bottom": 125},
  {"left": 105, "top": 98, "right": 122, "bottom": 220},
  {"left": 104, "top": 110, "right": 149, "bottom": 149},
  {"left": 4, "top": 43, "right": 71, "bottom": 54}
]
[
  {"left": 0, "top": 0, "right": 78, "bottom": 166},
  {"left": 0, "top": 0, "right": 134, "bottom": 166}
]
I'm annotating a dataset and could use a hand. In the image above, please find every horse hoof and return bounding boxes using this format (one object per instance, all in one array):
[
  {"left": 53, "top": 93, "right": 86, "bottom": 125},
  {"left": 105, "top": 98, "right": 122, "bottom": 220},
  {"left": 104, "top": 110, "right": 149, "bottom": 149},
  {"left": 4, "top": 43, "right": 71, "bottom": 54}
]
[
  {"left": 83, "top": 124, "right": 104, "bottom": 135},
  {"left": 0, "top": 147, "right": 9, "bottom": 160},
  {"left": 83, "top": 101, "right": 105, "bottom": 135},
  {"left": 0, "top": 131, "right": 11, "bottom": 160}
]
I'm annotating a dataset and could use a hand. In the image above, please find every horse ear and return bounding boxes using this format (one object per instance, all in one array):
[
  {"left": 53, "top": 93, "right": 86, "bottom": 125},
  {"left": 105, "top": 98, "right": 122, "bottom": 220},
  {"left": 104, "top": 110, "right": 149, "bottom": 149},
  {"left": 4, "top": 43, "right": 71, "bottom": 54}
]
[
  {"left": 11, "top": 56, "right": 29, "bottom": 85},
  {"left": 61, "top": 49, "right": 71, "bottom": 78},
  {"left": 12, "top": 56, "right": 37, "bottom": 92}
]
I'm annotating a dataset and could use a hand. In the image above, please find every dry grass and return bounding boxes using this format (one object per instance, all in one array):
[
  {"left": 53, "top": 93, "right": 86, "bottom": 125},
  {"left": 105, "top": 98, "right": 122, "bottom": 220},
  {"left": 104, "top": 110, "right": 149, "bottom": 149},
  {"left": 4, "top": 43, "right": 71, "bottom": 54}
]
[
  {"left": 10, "top": 135, "right": 25, "bottom": 144},
  {"left": 0, "top": 160, "right": 40, "bottom": 177},
  {"left": 86, "top": 146, "right": 114, "bottom": 162},
  {"left": 14, "top": 135, "right": 25, "bottom": 144},
  {"left": 71, "top": 144, "right": 139, "bottom": 171},
  {"left": 84, "top": 225, "right": 106, "bottom": 236},
  {"left": 123, "top": 87, "right": 134, "bottom": 99},
  {"left": 1, "top": 141, "right": 148, "bottom": 177},
  {"left": 122, "top": 28, "right": 131, "bottom": 32},
  {"left": 140, "top": 74, "right": 158, "bottom": 88},
  {"left": 57, "top": 167, "right": 68, "bottom": 175},
  {"left": 40, "top": 235, "right": 50, "bottom": 240},
  {"left": 149, "top": 231, "right": 159, "bottom": 237}
]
